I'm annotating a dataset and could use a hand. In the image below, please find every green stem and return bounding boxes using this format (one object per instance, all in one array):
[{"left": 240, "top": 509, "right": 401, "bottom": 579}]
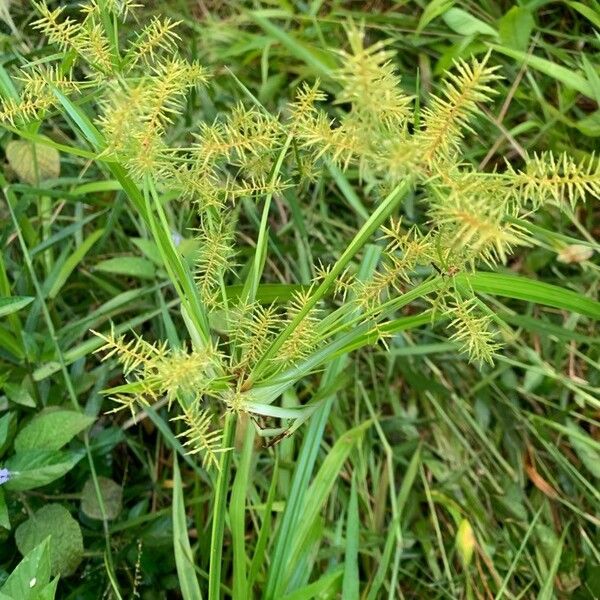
[
  {"left": 246, "top": 133, "right": 293, "bottom": 304},
  {"left": 208, "top": 413, "right": 236, "bottom": 600},
  {"left": 246, "top": 177, "right": 414, "bottom": 387}
]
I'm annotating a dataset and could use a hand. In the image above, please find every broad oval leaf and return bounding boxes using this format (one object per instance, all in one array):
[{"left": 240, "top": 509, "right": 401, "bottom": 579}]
[
  {"left": 14, "top": 409, "right": 94, "bottom": 453},
  {"left": 0, "top": 538, "right": 53, "bottom": 599},
  {"left": 16, "top": 504, "right": 83, "bottom": 577},
  {"left": 81, "top": 476, "right": 122, "bottom": 520},
  {"left": 4, "top": 449, "right": 84, "bottom": 491}
]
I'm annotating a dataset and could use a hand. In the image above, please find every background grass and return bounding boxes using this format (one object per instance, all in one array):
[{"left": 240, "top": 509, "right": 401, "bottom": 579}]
[{"left": 0, "top": 0, "right": 599, "bottom": 598}]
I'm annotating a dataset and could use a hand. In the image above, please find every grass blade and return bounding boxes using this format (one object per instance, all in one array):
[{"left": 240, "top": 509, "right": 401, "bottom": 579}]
[
  {"left": 342, "top": 474, "right": 359, "bottom": 600},
  {"left": 173, "top": 457, "right": 203, "bottom": 600}
]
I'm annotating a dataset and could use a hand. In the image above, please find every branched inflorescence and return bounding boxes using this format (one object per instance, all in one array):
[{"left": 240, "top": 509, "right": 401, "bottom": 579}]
[{"left": 5, "top": 4, "right": 597, "bottom": 463}]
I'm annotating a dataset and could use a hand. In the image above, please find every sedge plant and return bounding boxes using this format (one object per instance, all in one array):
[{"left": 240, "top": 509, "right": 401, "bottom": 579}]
[{"left": 1, "top": 1, "right": 599, "bottom": 596}]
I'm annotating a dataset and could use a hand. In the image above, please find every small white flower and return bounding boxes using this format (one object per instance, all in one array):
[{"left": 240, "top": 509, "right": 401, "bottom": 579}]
[{"left": 29, "top": 577, "right": 37, "bottom": 588}]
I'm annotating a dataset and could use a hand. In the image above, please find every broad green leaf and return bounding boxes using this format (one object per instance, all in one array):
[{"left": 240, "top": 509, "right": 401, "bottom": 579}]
[
  {"left": 0, "top": 297, "right": 34, "bottom": 318},
  {"left": 417, "top": 0, "right": 454, "bottom": 33},
  {"left": 81, "top": 477, "right": 123, "bottom": 520},
  {"left": 5, "top": 141, "right": 60, "bottom": 184},
  {"left": 95, "top": 256, "right": 156, "bottom": 280},
  {"left": 47, "top": 229, "right": 104, "bottom": 299},
  {"left": 14, "top": 409, "right": 94, "bottom": 453},
  {"left": 50, "top": 87, "right": 105, "bottom": 149},
  {"left": 443, "top": 8, "right": 498, "bottom": 37},
  {"left": 4, "top": 449, "right": 84, "bottom": 491},
  {"left": 2, "top": 383, "right": 36, "bottom": 408},
  {"left": 172, "top": 457, "right": 203, "bottom": 600},
  {"left": 16, "top": 504, "right": 83, "bottom": 577},
  {"left": 0, "top": 538, "right": 52, "bottom": 599},
  {"left": 498, "top": 7, "right": 534, "bottom": 51}
]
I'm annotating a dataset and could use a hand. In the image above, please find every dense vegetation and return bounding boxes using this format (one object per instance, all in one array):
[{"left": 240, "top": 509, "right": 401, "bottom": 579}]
[{"left": 0, "top": 1, "right": 599, "bottom": 598}]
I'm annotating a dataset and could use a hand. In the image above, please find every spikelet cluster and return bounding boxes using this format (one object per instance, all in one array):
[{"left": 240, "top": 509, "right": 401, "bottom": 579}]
[
  {"left": 276, "top": 289, "right": 322, "bottom": 367},
  {"left": 285, "top": 26, "right": 597, "bottom": 362},
  {"left": 228, "top": 301, "right": 280, "bottom": 372},
  {"left": 173, "top": 403, "right": 226, "bottom": 471},
  {"left": 6, "top": 3, "right": 598, "bottom": 451},
  {"left": 92, "top": 328, "right": 227, "bottom": 467},
  {"left": 194, "top": 216, "right": 237, "bottom": 307},
  {"left": 446, "top": 299, "right": 501, "bottom": 365}
]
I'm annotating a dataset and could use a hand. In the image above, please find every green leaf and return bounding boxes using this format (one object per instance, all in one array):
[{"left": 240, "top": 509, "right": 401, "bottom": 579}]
[
  {"left": 16, "top": 504, "right": 84, "bottom": 577},
  {"left": 47, "top": 229, "right": 104, "bottom": 299},
  {"left": 576, "top": 110, "right": 600, "bottom": 137},
  {"left": 250, "top": 12, "right": 334, "bottom": 77},
  {"left": 537, "top": 526, "right": 567, "bottom": 600},
  {"left": 443, "top": 8, "right": 498, "bottom": 37},
  {"left": 2, "top": 383, "right": 36, "bottom": 408},
  {"left": 226, "top": 283, "right": 304, "bottom": 304},
  {"left": 95, "top": 256, "right": 156, "bottom": 280},
  {"left": 81, "top": 477, "right": 123, "bottom": 520},
  {"left": 0, "top": 412, "right": 17, "bottom": 457},
  {"left": 250, "top": 179, "right": 412, "bottom": 384},
  {"left": 5, "top": 141, "right": 60, "bottom": 184},
  {"left": 230, "top": 425, "right": 256, "bottom": 599},
  {"left": 131, "top": 238, "right": 163, "bottom": 265},
  {"left": 498, "top": 7, "right": 534, "bottom": 52},
  {"left": 0, "top": 488, "right": 10, "bottom": 530},
  {"left": 455, "top": 273, "right": 600, "bottom": 319},
  {"left": 0, "top": 297, "right": 34, "bottom": 318},
  {"left": 417, "top": 0, "right": 454, "bottom": 33},
  {"left": 342, "top": 475, "right": 359, "bottom": 600},
  {"left": 0, "top": 538, "right": 52, "bottom": 600},
  {"left": 567, "top": 1, "right": 600, "bottom": 29},
  {"left": 327, "top": 162, "right": 369, "bottom": 222},
  {"left": 280, "top": 569, "right": 343, "bottom": 600},
  {"left": 462, "top": 272, "right": 600, "bottom": 319},
  {"left": 14, "top": 409, "right": 94, "bottom": 453},
  {"left": 581, "top": 55, "right": 600, "bottom": 102},
  {"left": 492, "top": 45, "right": 595, "bottom": 98},
  {"left": 5, "top": 450, "right": 84, "bottom": 491},
  {"left": 172, "top": 457, "right": 203, "bottom": 600},
  {"left": 566, "top": 420, "right": 600, "bottom": 479},
  {"left": 282, "top": 421, "right": 371, "bottom": 593}
]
